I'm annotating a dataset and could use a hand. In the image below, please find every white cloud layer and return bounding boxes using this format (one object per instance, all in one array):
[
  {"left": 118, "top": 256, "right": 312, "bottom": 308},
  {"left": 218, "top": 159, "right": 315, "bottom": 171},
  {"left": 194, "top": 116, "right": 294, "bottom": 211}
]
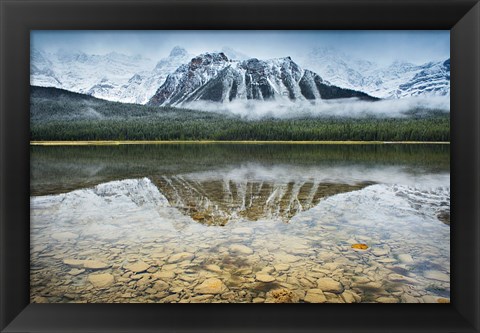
[{"left": 183, "top": 96, "right": 450, "bottom": 120}]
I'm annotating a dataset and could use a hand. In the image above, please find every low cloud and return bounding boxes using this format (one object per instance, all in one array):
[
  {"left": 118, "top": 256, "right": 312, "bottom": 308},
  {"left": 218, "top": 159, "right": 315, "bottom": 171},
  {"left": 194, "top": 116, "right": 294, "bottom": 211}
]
[{"left": 183, "top": 96, "right": 450, "bottom": 120}]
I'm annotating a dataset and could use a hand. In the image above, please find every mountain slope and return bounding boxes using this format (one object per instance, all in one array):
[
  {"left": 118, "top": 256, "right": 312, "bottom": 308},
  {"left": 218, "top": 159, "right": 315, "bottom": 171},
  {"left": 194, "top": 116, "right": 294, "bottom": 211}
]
[{"left": 148, "top": 53, "right": 378, "bottom": 106}]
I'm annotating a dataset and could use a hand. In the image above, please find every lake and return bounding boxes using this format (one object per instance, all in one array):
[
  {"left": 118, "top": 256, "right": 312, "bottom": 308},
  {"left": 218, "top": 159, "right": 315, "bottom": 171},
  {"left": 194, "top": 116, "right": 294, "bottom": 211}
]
[{"left": 30, "top": 143, "right": 450, "bottom": 303}]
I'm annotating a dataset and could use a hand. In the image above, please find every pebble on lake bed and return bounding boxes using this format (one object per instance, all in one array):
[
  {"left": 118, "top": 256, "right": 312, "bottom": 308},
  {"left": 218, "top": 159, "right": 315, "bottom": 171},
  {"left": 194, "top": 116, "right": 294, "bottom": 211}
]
[
  {"left": 88, "top": 273, "right": 115, "bottom": 288},
  {"left": 304, "top": 289, "right": 327, "bottom": 303},
  {"left": 316, "top": 278, "right": 344, "bottom": 293},
  {"left": 351, "top": 243, "right": 369, "bottom": 250},
  {"left": 229, "top": 244, "right": 254, "bottom": 255},
  {"left": 123, "top": 261, "right": 150, "bottom": 273},
  {"left": 255, "top": 273, "right": 276, "bottom": 283},
  {"left": 167, "top": 252, "right": 195, "bottom": 263},
  {"left": 265, "top": 288, "right": 299, "bottom": 303},
  {"left": 194, "top": 278, "right": 228, "bottom": 294}
]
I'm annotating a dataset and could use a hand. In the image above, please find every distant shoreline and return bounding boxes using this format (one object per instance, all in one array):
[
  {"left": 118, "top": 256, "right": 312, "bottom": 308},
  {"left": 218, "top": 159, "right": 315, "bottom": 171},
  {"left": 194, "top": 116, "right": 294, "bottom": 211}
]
[{"left": 30, "top": 140, "right": 451, "bottom": 146}]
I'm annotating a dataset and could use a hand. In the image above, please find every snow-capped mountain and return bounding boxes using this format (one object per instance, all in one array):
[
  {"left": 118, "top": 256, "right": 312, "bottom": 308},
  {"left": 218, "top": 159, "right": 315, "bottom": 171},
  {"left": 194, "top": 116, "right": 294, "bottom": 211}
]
[
  {"left": 148, "top": 52, "right": 377, "bottom": 106},
  {"left": 31, "top": 45, "right": 450, "bottom": 105},
  {"left": 30, "top": 47, "right": 192, "bottom": 104},
  {"left": 300, "top": 47, "right": 450, "bottom": 99},
  {"left": 31, "top": 48, "right": 156, "bottom": 101}
]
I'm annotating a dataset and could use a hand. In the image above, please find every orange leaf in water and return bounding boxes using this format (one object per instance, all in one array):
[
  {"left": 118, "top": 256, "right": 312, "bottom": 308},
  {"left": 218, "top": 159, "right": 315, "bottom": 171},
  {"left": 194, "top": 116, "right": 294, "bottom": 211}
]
[{"left": 351, "top": 243, "right": 369, "bottom": 250}]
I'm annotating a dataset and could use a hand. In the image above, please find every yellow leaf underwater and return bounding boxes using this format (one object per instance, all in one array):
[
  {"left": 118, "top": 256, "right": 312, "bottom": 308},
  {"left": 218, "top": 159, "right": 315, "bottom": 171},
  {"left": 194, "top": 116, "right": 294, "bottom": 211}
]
[{"left": 351, "top": 243, "right": 369, "bottom": 250}]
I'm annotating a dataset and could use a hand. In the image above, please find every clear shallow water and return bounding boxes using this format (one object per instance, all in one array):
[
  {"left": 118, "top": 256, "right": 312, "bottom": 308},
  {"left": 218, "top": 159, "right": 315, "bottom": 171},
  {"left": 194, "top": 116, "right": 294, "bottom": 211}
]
[{"left": 30, "top": 144, "right": 450, "bottom": 303}]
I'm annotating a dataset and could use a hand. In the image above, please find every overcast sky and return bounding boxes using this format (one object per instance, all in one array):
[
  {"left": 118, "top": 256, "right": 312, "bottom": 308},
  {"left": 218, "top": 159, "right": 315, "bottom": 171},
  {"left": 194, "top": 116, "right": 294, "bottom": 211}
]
[{"left": 31, "top": 30, "right": 449, "bottom": 66}]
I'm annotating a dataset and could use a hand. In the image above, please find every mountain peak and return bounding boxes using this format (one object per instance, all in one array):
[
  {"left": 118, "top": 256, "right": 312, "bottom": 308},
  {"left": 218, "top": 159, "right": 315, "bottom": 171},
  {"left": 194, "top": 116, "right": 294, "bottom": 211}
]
[
  {"left": 200, "top": 52, "right": 228, "bottom": 61},
  {"left": 169, "top": 46, "right": 188, "bottom": 58},
  {"left": 189, "top": 52, "right": 229, "bottom": 67}
]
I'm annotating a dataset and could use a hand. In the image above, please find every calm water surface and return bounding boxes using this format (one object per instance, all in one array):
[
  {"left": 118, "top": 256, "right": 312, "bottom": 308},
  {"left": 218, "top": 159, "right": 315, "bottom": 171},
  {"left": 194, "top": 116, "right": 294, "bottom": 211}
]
[{"left": 30, "top": 144, "right": 450, "bottom": 303}]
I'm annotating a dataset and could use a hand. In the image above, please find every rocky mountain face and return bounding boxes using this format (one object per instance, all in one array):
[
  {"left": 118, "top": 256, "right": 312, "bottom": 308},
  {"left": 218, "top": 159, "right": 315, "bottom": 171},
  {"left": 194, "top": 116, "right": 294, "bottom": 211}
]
[
  {"left": 151, "top": 175, "right": 372, "bottom": 226},
  {"left": 300, "top": 47, "right": 450, "bottom": 99},
  {"left": 148, "top": 53, "right": 378, "bottom": 106}
]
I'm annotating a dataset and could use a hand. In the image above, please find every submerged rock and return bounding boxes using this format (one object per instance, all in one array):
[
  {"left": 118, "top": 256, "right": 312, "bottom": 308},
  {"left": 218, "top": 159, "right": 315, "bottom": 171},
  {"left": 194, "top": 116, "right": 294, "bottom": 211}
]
[
  {"left": 168, "top": 252, "right": 195, "bottom": 263},
  {"left": 424, "top": 270, "right": 449, "bottom": 282},
  {"left": 398, "top": 254, "right": 414, "bottom": 264},
  {"left": 63, "top": 259, "right": 85, "bottom": 268},
  {"left": 304, "top": 289, "right": 327, "bottom": 303},
  {"left": 255, "top": 273, "right": 276, "bottom": 283},
  {"left": 341, "top": 290, "right": 361, "bottom": 303},
  {"left": 153, "top": 271, "right": 176, "bottom": 280},
  {"left": 88, "top": 273, "right": 114, "bottom": 288},
  {"left": 205, "top": 264, "right": 222, "bottom": 273},
  {"left": 376, "top": 296, "right": 399, "bottom": 303},
  {"left": 273, "top": 253, "right": 300, "bottom": 263},
  {"left": 194, "top": 278, "right": 228, "bottom": 294},
  {"left": 316, "top": 278, "right": 344, "bottom": 293},
  {"left": 274, "top": 264, "right": 290, "bottom": 271},
  {"left": 124, "top": 261, "right": 150, "bottom": 273},
  {"left": 229, "top": 244, "right": 254, "bottom": 255},
  {"left": 83, "top": 260, "right": 110, "bottom": 270},
  {"left": 265, "top": 288, "right": 299, "bottom": 303},
  {"left": 63, "top": 259, "right": 110, "bottom": 270},
  {"left": 152, "top": 280, "right": 169, "bottom": 291},
  {"left": 68, "top": 268, "right": 85, "bottom": 276},
  {"left": 351, "top": 243, "right": 369, "bottom": 250}
]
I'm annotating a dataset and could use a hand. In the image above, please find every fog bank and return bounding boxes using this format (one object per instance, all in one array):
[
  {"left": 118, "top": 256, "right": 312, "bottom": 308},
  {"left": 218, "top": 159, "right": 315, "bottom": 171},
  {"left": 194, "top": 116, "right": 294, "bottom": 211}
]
[{"left": 183, "top": 96, "right": 450, "bottom": 120}]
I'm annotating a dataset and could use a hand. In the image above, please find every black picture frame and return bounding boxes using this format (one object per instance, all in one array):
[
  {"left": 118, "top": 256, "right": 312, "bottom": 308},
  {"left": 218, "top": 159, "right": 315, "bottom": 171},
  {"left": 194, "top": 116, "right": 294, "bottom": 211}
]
[{"left": 1, "top": 0, "right": 479, "bottom": 332}]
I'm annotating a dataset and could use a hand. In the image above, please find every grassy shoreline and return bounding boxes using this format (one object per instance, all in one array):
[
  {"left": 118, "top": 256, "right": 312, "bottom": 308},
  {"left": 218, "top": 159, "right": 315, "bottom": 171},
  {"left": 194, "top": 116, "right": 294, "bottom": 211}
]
[{"left": 30, "top": 140, "right": 451, "bottom": 146}]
